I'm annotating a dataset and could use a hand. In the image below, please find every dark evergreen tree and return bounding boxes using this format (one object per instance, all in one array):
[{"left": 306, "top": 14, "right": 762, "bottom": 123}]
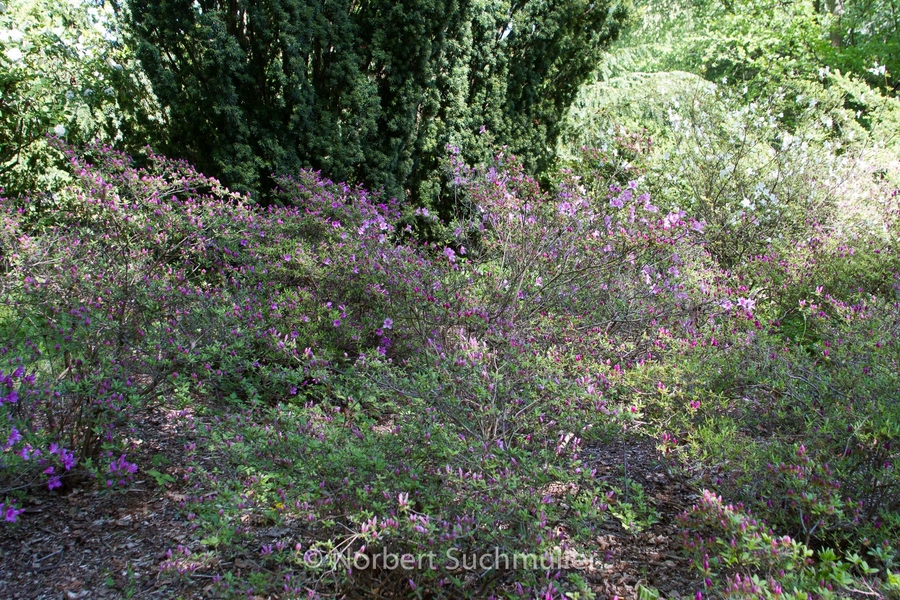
[{"left": 127, "top": 0, "right": 626, "bottom": 205}]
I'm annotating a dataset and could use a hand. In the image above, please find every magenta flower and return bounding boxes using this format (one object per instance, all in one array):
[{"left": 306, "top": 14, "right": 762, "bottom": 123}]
[
  {"left": 109, "top": 454, "right": 138, "bottom": 475},
  {"left": 3, "top": 504, "right": 24, "bottom": 522},
  {"left": 4, "top": 427, "right": 21, "bottom": 448},
  {"left": 60, "top": 449, "right": 76, "bottom": 470}
]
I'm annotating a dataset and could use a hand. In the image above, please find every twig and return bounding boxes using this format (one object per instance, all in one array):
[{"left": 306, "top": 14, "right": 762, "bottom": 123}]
[
  {"left": 844, "top": 587, "right": 881, "bottom": 597},
  {"left": 34, "top": 548, "right": 64, "bottom": 572}
]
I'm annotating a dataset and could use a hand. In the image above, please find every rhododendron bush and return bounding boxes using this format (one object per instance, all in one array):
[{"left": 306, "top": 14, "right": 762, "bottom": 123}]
[{"left": 1, "top": 141, "right": 899, "bottom": 597}]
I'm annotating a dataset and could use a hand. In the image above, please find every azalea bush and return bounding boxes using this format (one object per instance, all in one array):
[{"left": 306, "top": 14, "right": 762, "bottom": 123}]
[
  {"left": 150, "top": 145, "right": 736, "bottom": 597},
  {"left": 675, "top": 287, "right": 900, "bottom": 531},
  {"left": 1, "top": 138, "right": 899, "bottom": 598},
  {"left": 554, "top": 121, "right": 900, "bottom": 593},
  {"left": 680, "top": 490, "right": 900, "bottom": 600},
  {"left": 654, "top": 189, "right": 900, "bottom": 595},
  {"left": 166, "top": 369, "right": 616, "bottom": 598}
]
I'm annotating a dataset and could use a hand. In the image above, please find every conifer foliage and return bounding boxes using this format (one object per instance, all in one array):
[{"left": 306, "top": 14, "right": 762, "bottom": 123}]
[{"left": 127, "top": 0, "right": 626, "bottom": 205}]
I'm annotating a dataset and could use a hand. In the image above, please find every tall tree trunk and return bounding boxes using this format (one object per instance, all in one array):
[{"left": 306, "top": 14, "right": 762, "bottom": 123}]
[{"left": 825, "top": 0, "right": 844, "bottom": 47}]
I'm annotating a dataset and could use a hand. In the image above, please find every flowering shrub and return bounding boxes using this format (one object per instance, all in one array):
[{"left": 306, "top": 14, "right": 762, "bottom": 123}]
[
  {"left": 151, "top": 146, "right": 774, "bottom": 596},
  {"left": 0, "top": 362, "right": 79, "bottom": 517},
  {"left": 650, "top": 188, "right": 900, "bottom": 595},
  {"left": 178, "top": 372, "right": 617, "bottom": 597},
  {"left": 1, "top": 139, "right": 898, "bottom": 598},
  {"left": 563, "top": 71, "right": 900, "bottom": 269},
  {"left": 0, "top": 141, "right": 442, "bottom": 531},
  {"left": 394, "top": 148, "right": 730, "bottom": 444},
  {"left": 680, "top": 490, "right": 899, "bottom": 599}
]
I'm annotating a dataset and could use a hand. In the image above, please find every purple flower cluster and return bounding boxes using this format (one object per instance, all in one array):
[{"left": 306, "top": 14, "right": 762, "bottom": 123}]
[
  {"left": 0, "top": 502, "right": 24, "bottom": 523},
  {"left": 0, "top": 365, "right": 29, "bottom": 405},
  {"left": 106, "top": 454, "right": 138, "bottom": 488}
]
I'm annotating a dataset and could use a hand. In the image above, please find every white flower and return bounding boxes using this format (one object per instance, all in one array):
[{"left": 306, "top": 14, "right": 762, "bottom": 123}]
[
  {"left": 868, "top": 63, "right": 887, "bottom": 77},
  {"left": 53, "top": 124, "right": 66, "bottom": 137},
  {"left": 4, "top": 47, "right": 23, "bottom": 62}
]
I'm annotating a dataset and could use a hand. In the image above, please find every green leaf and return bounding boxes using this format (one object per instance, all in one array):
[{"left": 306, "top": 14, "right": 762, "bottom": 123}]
[{"left": 636, "top": 584, "right": 660, "bottom": 600}]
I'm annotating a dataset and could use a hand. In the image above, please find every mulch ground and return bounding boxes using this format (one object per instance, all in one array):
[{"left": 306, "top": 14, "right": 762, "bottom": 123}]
[
  {"left": 575, "top": 441, "right": 703, "bottom": 599},
  {"left": 1, "top": 407, "right": 704, "bottom": 600},
  {"left": 0, "top": 405, "right": 207, "bottom": 599}
]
